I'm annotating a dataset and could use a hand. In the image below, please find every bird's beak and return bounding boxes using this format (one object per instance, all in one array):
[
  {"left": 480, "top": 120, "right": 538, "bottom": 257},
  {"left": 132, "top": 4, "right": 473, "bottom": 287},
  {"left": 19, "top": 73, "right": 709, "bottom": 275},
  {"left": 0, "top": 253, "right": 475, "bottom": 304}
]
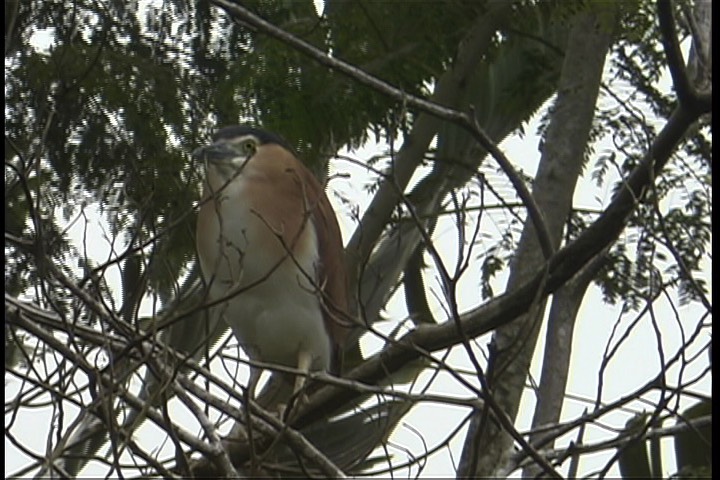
[{"left": 192, "top": 142, "right": 238, "bottom": 164}]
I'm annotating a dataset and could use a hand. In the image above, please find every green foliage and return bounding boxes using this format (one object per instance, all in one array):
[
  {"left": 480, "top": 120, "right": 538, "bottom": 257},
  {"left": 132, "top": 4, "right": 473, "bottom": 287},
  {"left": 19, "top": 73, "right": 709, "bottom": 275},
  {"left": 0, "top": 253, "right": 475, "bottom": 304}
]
[
  {"left": 4, "top": 0, "right": 711, "bottom": 477},
  {"left": 10, "top": 0, "right": 707, "bottom": 317},
  {"left": 584, "top": 0, "right": 711, "bottom": 312},
  {"left": 4, "top": 0, "right": 499, "bottom": 303}
]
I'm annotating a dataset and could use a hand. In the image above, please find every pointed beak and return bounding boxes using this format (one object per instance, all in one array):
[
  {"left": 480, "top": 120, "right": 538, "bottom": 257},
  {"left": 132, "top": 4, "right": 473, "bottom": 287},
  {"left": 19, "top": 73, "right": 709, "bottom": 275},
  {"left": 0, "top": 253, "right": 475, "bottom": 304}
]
[{"left": 192, "top": 142, "right": 239, "bottom": 164}]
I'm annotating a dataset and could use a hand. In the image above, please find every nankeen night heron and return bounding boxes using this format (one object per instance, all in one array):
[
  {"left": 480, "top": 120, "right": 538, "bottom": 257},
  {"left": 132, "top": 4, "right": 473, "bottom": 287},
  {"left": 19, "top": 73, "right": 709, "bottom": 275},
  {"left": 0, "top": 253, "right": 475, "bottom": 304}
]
[{"left": 193, "top": 125, "right": 351, "bottom": 402}]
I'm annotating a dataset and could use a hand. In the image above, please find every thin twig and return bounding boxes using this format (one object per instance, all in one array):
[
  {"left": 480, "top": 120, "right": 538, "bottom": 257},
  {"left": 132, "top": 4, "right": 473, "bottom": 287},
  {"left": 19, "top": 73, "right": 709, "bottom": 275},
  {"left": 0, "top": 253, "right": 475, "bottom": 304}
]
[{"left": 209, "top": 0, "right": 555, "bottom": 261}]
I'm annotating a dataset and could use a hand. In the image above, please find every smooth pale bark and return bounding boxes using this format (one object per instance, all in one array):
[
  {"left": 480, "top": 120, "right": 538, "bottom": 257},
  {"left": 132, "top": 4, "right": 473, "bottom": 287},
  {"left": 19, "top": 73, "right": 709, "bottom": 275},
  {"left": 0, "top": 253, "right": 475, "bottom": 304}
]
[
  {"left": 359, "top": 8, "right": 569, "bottom": 330},
  {"left": 461, "top": 7, "right": 617, "bottom": 476},
  {"left": 523, "top": 249, "right": 608, "bottom": 478},
  {"left": 686, "top": 0, "right": 711, "bottom": 91},
  {"left": 347, "top": 0, "right": 517, "bottom": 318}
]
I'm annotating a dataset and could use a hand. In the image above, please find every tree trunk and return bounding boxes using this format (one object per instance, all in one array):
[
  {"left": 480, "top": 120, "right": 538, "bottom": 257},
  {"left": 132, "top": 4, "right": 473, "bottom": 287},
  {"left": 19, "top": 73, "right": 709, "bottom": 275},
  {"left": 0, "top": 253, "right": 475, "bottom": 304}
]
[{"left": 462, "top": 6, "right": 618, "bottom": 476}]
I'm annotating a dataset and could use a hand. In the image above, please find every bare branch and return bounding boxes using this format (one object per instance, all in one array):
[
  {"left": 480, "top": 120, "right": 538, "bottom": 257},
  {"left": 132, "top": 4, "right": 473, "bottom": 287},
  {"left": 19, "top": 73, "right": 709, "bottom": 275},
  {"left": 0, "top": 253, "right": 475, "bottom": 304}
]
[
  {"left": 518, "top": 414, "right": 711, "bottom": 473},
  {"left": 293, "top": 91, "right": 707, "bottom": 432},
  {"left": 657, "top": 0, "right": 712, "bottom": 110},
  {"left": 657, "top": 0, "right": 693, "bottom": 103},
  {"left": 208, "top": 0, "right": 556, "bottom": 288}
]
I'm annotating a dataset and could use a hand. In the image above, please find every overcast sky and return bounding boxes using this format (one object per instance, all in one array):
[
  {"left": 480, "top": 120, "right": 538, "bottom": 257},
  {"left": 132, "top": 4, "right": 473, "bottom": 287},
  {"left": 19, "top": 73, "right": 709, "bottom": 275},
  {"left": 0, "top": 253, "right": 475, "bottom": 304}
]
[{"left": 5, "top": 7, "right": 710, "bottom": 478}]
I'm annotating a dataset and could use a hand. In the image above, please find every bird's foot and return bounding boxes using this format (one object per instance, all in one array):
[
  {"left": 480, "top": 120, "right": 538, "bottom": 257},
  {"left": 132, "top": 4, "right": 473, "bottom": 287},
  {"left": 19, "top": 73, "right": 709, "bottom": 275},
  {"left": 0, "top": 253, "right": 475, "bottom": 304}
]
[{"left": 276, "top": 390, "right": 310, "bottom": 423}]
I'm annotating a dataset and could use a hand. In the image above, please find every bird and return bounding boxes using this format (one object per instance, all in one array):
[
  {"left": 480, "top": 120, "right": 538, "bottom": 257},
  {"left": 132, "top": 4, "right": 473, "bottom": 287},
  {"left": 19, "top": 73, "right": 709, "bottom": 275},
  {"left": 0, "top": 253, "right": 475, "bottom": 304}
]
[{"left": 192, "top": 125, "right": 351, "bottom": 407}]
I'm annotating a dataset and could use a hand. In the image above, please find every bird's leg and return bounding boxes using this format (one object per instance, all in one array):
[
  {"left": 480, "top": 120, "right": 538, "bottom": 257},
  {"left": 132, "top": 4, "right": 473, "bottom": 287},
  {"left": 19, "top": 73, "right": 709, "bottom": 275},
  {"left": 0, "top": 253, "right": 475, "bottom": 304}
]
[
  {"left": 294, "top": 349, "right": 312, "bottom": 395},
  {"left": 246, "top": 365, "right": 261, "bottom": 405},
  {"left": 282, "top": 349, "right": 313, "bottom": 422}
]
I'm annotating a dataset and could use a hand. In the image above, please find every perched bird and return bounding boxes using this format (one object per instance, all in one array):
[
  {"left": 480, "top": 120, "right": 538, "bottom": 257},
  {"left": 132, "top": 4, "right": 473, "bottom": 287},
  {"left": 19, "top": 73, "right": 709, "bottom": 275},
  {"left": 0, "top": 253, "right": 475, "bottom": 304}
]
[{"left": 193, "top": 125, "right": 351, "bottom": 404}]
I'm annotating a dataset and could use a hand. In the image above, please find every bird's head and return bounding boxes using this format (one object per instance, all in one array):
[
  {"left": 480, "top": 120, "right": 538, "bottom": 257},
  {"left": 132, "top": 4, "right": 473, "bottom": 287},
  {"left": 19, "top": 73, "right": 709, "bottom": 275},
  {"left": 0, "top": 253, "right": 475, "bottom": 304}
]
[{"left": 193, "top": 125, "right": 295, "bottom": 180}]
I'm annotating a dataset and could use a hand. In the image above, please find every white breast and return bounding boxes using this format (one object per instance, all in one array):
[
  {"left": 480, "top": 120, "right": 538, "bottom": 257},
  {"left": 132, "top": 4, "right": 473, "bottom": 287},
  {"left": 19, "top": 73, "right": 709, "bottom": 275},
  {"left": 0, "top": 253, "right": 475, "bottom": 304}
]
[{"left": 197, "top": 173, "right": 332, "bottom": 372}]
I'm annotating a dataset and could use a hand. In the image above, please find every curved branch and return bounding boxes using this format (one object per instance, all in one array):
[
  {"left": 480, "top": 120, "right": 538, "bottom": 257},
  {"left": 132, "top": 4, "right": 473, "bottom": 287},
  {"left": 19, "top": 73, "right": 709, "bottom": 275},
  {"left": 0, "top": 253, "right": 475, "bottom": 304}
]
[
  {"left": 403, "top": 242, "right": 436, "bottom": 325},
  {"left": 293, "top": 100, "right": 706, "bottom": 428},
  {"left": 657, "top": 0, "right": 693, "bottom": 102},
  {"left": 208, "top": 0, "right": 556, "bottom": 277},
  {"left": 515, "top": 415, "right": 712, "bottom": 473},
  {"left": 657, "top": 0, "right": 712, "bottom": 110},
  {"left": 209, "top": 0, "right": 465, "bottom": 127}
]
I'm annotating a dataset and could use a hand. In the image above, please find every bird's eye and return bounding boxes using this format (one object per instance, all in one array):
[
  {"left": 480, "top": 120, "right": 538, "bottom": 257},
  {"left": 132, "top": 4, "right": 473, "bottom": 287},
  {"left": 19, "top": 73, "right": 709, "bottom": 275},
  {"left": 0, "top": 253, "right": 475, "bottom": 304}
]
[{"left": 241, "top": 140, "right": 256, "bottom": 155}]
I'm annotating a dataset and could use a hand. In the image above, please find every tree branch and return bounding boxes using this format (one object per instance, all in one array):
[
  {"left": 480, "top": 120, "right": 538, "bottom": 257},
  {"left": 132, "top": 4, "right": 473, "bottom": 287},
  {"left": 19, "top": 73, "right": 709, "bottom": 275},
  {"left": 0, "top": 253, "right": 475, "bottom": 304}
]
[
  {"left": 292, "top": 97, "right": 704, "bottom": 429},
  {"left": 208, "top": 0, "right": 556, "bottom": 284},
  {"left": 524, "top": 249, "right": 609, "bottom": 478},
  {"left": 514, "top": 414, "right": 712, "bottom": 473},
  {"left": 657, "top": 0, "right": 693, "bottom": 102},
  {"left": 657, "top": 0, "right": 712, "bottom": 110}
]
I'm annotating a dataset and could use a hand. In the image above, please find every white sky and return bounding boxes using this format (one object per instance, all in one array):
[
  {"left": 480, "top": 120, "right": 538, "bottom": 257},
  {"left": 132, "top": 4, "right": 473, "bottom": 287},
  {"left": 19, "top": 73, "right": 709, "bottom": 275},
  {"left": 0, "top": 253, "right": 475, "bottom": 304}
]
[
  {"left": 5, "top": 6, "right": 711, "bottom": 478},
  {"left": 6, "top": 116, "right": 710, "bottom": 477}
]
